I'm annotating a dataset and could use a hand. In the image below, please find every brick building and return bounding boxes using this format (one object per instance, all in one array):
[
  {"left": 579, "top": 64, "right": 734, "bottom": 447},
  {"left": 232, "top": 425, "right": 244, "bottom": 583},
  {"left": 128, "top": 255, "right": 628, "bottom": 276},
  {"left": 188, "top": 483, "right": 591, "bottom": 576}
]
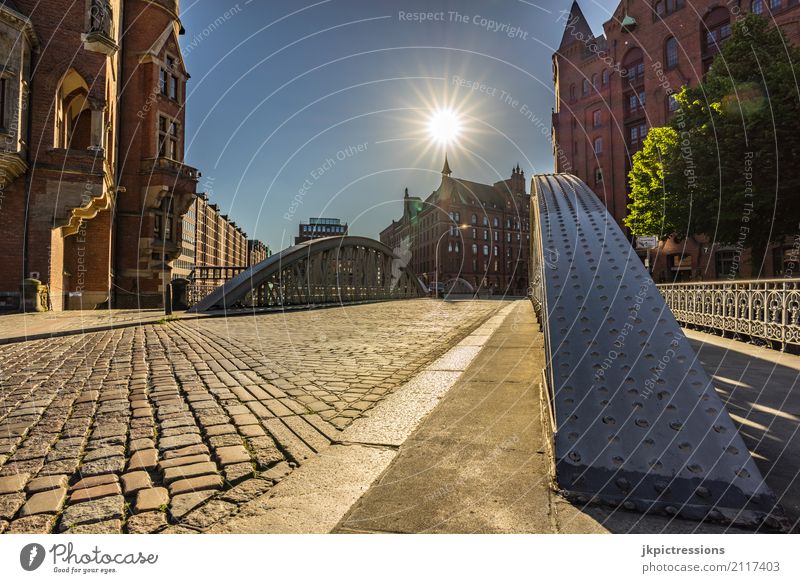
[
  {"left": 552, "top": 0, "right": 800, "bottom": 282},
  {"left": 380, "top": 157, "right": 530, "bottom": 296},
  {"left": 248, "top": 239, "right": 270, "bottom": 266},
  {"left": 190, "top": 192, "right": 248, "bottom": 270},
  {"left": 0, "top": 0, "right": 197, "bottom": 310},
  {"left": 295, "top": 217, "right": 348, "bottom": 244}
]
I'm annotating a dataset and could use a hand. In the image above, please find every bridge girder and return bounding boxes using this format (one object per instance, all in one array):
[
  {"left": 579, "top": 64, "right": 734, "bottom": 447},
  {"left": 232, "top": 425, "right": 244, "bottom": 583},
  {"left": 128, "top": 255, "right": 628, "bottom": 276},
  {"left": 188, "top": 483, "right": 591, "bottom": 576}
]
[{"left": 531, "top": 173, "right": 783, "bottom": 529}]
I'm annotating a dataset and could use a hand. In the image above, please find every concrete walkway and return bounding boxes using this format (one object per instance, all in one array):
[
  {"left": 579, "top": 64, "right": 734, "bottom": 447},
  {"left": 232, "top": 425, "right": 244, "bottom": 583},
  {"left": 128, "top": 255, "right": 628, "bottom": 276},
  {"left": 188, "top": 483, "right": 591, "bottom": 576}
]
[
  {"left": 334, "top": 302, "right": 749, "bottom": 534},
  {"left": 686, "top": 329, "right": 800, "bottom": 531}
]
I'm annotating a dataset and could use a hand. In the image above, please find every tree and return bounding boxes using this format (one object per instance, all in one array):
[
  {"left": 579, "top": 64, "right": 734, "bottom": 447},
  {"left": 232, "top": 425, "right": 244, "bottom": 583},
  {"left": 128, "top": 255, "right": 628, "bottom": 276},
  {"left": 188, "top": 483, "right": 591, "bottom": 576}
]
[{"left": 625, "top": 14, "right": 800, "bottom": 275}]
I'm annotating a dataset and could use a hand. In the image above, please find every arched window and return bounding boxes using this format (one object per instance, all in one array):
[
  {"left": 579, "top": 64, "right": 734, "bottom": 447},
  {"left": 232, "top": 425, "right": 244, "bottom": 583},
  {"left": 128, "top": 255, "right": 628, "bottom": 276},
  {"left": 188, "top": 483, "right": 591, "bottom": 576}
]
[
  {"left": 582, "top": 79, "right": 590, "bottom": 95},
  {"left": 592, "top": 73, "right": 599, "bottom": 88},
  {"left": 665, "top": 37, "right": 679, "bottom": 68},
  {"left": 753, "top": 0, "right": 764, "bottom": 13},
  {"left": 770, "top": 0, "right": 781, "bottom": 10},
  {"left": 471, "top": 213, "right": 477, "bottom": 225},
  {"left": 703, "top": 7, "right": 731, "bottom": 57},
  {"left": 569, "top": 84, "right": 576, "bottom": 101},
  {"left": 602, "top": 69, "right": 609, "bottom": 86},
  {"left": 622, "top": 47, "right": 645, "bottom": 87},
  {"left": 593, "top": 137, "right": 603, "bottom": 154},
  {"left": 655, "top": 1, "right": 665, "bottom": 16},
  {"left": 492, "top": 217, "right": 499, "bottom": 228},
  {"left": 54, "top": 69, "right": 92, "bottom": 149}
]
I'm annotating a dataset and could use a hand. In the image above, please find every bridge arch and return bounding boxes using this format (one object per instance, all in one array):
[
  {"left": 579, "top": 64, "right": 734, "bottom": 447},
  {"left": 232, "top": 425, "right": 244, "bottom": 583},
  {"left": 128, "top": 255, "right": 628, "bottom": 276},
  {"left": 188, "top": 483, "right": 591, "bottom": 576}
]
[{"left": 190, "top": 236, "right": 425, "bottom": 312}]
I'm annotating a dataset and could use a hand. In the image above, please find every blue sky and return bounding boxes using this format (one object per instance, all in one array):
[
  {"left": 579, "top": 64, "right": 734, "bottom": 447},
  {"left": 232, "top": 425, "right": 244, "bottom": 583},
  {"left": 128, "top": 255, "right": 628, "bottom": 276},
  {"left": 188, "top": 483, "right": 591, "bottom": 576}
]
[{"left": 179, "top": 0, "right": 612, "bottom": 252}]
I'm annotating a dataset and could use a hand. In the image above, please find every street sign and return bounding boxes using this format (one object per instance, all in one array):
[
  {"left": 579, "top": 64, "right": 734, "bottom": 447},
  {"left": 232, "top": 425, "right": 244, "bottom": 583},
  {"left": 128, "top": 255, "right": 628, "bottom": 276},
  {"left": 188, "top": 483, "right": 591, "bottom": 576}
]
[{"left": 636, "top": 235, "right": 658, "bottom": 249}]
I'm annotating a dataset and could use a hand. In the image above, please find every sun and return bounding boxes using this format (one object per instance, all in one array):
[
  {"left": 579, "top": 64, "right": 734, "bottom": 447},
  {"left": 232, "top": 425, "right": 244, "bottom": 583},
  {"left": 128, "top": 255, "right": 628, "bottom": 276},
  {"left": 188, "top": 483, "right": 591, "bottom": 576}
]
[{"left": 428, "top": 108, "right": 462, "bottom": 146}]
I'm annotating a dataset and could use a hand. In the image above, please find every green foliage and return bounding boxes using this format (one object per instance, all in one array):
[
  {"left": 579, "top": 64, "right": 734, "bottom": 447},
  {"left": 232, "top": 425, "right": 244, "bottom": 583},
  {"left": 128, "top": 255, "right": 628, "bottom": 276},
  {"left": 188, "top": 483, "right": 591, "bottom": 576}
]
[{"left": 626, "top": 14, "right": 800, "bottom": 269}]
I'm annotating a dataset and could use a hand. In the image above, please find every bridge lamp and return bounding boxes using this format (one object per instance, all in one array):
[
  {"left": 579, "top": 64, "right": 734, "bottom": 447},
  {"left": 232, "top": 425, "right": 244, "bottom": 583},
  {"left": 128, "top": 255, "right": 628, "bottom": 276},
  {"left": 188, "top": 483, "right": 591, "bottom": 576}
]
[{"left": 428, "top": 108, "right": 462, "bottom": 146}]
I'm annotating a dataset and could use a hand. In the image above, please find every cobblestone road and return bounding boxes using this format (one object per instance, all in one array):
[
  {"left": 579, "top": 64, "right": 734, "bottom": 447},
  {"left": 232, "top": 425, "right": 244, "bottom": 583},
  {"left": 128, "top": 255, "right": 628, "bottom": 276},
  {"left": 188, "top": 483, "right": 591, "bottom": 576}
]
[{"left": 0, "top": 300, "right": 506, "bottom": 533}]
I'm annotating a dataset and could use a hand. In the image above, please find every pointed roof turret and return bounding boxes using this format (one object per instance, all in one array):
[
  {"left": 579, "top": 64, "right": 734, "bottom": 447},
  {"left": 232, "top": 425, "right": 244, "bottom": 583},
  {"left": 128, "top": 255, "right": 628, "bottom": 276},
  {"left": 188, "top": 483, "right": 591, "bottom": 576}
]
[
  {"left": 441, "top": 154, "right": 452, "bottom": 176},
  {"left": 404, "top": 187, "right": 409, "bottom": 198},
  {"left": 558, "top": 1, "right": 593, "bottom": 50}
]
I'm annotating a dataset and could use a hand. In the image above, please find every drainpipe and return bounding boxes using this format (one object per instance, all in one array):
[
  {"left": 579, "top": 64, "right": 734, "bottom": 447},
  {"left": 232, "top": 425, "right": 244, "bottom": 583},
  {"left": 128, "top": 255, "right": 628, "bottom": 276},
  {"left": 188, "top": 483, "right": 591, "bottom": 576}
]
[
  {"left": 21, "top": 42, "right": 38, "bottom": 304},
  {"left": 112, "top": 0, "right": 125, "bottom": 308}
]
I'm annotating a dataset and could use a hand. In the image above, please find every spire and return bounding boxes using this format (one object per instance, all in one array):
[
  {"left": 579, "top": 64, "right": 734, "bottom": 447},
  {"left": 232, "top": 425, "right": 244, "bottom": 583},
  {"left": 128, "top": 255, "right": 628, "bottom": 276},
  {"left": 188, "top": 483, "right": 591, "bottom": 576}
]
[
  {"left": 404, "top": 187, "right": 409, "bottom": 198},
  {"left": 558, "top": 1, "right": 593, "bottom": 50},
  {"left": 441, "top": 153, "right": 452, "bottom": 176}
]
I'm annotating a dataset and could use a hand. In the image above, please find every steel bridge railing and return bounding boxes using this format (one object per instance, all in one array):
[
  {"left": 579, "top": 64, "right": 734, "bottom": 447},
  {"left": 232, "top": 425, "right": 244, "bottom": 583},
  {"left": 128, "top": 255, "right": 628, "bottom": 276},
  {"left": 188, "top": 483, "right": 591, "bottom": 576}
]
[
  {"left": 189, "top": 236, "right": 425, "bottom": 312},
  {"left": 658, "top": 279, "right": 800, "bottom": 350}
]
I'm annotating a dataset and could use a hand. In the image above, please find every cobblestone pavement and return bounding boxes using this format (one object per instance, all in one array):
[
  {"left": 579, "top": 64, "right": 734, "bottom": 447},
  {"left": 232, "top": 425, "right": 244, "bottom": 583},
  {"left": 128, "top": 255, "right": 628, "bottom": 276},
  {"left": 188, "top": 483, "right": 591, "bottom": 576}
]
[{"left": 0, "top": 299, "right": 506, "bottom": 534}]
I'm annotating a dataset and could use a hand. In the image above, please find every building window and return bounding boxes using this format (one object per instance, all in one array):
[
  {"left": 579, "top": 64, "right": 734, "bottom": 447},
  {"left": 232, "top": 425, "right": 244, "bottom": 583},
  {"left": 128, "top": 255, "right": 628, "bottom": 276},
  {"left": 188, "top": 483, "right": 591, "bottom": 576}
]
[
  {"left": 666, "top": 94, "right": 681, "bottom": 117},
  {"left": 161, "top": 55, "right": 181, "bottom": 102},
  {"left": 592, "top": 73, "right": 599, "bottom": 88},
  {"left": 595, "top": 167, "right": 604, "bottom": 184},
  {"left": 569, "top": 84, "right": 576, "bottom": 101},
  {"left": 771, "top": 0, "right": 782, "bottom": 8},
  {"left": 627, "top": 91, "right": 646, "bottom": 115},
  {"left": 155, "top": 197, "right": 174, "bottom": 241},
  {"left": 715, "top": 250, "right": 737, "bottom": 278},
  {"left": 665, "top": 37, "right": 679, "bottom": 69},
  {"left": 471, "top": 213, "right": 477, "bottom": 225},
  {"left": 483, "top": 245, "right": 489, "bottom": 256},
  {"left": 703, "top": 7, "right": 731, "bottom": 57},
  {"left": 483, "top": 216, "right": 489, "bottom": 226},
  {"left": 623, "top": 48, "right": 645, "bottom": 87},
  {"left": 582, "top": 79, "right": 590, "bottom": 96},
  {"left": 628, "top": 123, "right": 648, "bottom": 148},
  {"left": 158, "top": 115, "right": 180, "bottom": 160},
  {"left": 593, "top": 137, "right": 603, "bottom": 154},
  {"left": 483, "top": 230, "right": 488, "bottom": 240},
  {"left": 492, "top": 217, "right": 499, "bottom": 228},
  {"left": 472, "top": 244, "right": 478, "bottom": 255},
  {"left": 592, "top": 109, "right": 601, "bottom": 127},
  {"left": 601, "top": 69, "right": 609, "bottom": 86},
  {"left": 753, "top": 0, "right": 764, "bottom": 13}
]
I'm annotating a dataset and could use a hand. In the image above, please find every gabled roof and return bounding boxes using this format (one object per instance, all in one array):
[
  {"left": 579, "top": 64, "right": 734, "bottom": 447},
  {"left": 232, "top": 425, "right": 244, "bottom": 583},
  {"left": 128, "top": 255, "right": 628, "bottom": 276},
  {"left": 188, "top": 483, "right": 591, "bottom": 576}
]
[
  {"left": 429, "top": 177, "right": 511, "bottom": 209},
  {"left": 558, "top": 1, "right": 594, "bottom": 50}
]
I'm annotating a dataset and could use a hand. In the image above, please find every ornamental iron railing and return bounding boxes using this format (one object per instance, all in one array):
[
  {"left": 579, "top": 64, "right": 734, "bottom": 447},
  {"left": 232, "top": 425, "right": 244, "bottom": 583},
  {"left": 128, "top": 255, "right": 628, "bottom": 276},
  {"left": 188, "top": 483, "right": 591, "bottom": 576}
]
[{"left": 658, "top": 279, "right": 800, "bottom": 349}]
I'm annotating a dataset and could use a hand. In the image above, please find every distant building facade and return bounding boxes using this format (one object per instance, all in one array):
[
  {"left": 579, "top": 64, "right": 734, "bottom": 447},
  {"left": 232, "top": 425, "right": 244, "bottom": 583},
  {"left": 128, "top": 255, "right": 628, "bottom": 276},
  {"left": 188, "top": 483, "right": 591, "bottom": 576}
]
[
  {"left": 380, "top": 157, "right": 530, "bottom": 296},
  {"left": 190, "top": 193, "right": 248, "bottom": 270},
  {"left": 295, "top": 217, "right": 348, "bottom": 244},
  {"left": 552, "top": 0, "right": 800, "bottom": 282},
  {"left": 248, "top": 239, "right": 270, "bottom": 265}
]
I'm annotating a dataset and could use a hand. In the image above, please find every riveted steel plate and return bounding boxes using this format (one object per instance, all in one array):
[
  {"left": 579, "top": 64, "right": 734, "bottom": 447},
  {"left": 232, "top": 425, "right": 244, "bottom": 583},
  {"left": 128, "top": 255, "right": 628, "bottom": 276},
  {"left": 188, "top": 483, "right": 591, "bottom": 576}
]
[{"left": 531, "top": 174, "right": 781, "bottom": 529}]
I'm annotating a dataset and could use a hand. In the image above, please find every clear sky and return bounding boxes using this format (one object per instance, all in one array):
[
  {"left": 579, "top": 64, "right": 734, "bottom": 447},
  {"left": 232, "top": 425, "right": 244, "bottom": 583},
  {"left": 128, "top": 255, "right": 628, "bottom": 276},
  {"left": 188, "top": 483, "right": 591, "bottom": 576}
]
[{"left": 179, "top": 0, "right": 613, "bottom": 252}]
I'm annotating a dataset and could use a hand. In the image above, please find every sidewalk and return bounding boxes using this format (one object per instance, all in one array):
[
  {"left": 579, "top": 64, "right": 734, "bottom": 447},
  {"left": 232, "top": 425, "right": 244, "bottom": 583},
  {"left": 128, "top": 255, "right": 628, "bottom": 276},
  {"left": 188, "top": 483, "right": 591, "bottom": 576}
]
[
  {"left": 685, "top": 329, "right": 800, "bottom": 530},
  {"left": 0, "top": 309, "right": 204, "bottom": 345},
  {"left": 334, "top": 302, "right": 745, "bottom": 534}
]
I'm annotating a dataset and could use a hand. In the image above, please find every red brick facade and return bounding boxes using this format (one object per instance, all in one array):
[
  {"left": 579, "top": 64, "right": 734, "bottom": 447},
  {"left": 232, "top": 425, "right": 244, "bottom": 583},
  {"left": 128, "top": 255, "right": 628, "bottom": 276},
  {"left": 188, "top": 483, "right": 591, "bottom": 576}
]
[
  {"left": 552, "top": 0, "right": 800, "bottom": 282},
  {"left": 380, "top": 158, "right": 530, "bottom": 296},
  {"left": 0, "top": 0, "right": 197, "bottom": 310}
]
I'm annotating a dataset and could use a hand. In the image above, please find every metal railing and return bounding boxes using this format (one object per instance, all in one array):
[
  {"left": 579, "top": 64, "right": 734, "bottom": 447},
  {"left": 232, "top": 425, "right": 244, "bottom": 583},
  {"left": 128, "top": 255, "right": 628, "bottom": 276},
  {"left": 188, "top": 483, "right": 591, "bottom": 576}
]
[
  {"left": 190, "top": 236, "right": 426, "bottom": 312},
  {"left": 658, "top": 279, "right": 800, "bottom": 349}
]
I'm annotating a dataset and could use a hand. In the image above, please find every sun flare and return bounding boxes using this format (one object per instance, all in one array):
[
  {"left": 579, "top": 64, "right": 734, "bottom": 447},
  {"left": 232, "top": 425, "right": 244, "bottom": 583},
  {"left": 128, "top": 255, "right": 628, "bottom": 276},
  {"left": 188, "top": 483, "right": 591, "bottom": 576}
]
[{"left": 428, "top": 108, "right": 462, "bottom": 146}]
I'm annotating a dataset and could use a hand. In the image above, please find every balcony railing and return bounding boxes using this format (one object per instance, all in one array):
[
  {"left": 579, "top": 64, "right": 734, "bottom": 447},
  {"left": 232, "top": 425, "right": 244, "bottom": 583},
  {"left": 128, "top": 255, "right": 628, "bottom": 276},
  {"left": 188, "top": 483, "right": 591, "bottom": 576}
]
[{"left": 658, "top": 279, "right": 800, "bottom": 349}]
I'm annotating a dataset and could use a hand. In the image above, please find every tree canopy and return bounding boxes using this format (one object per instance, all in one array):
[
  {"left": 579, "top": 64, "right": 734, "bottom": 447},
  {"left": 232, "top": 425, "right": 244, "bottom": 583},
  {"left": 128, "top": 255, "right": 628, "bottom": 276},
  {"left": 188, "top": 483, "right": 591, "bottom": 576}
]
[{"left": 625, "top": 14, "right": 800, "bottom": 272}]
